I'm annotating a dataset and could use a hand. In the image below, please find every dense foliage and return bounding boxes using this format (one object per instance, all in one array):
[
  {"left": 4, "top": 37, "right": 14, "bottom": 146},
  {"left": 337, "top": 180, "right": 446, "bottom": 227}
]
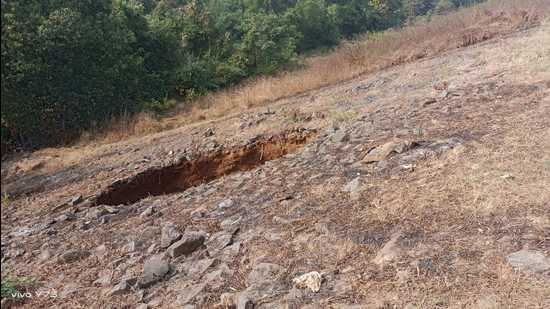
[{"left": 1, "top": 0, "right": 483, "bottom": 149}]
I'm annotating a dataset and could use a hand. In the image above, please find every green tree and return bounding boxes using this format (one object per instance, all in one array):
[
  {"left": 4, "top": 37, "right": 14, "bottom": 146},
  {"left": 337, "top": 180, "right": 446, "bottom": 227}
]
[
  {"left": 2, "top": 0, "right": 149, "bottom": 147},
  {"left": 234, "top": 12, "right": 297, "bottom": 74},
  {"left": 285, "top": 0, "right": 340, "bottom": 51}
]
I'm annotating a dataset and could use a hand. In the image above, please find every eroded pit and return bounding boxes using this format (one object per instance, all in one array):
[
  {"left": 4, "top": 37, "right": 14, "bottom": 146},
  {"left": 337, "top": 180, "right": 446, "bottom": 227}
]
[{"left": 96, "top": 130, "right": 316, "bottom": 205}]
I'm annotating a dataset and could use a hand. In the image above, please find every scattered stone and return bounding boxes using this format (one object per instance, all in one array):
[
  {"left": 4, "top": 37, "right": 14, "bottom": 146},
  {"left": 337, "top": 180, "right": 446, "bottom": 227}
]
[
  {"left": 136, "top": 289, "right": 146, "bottom": 302},
  {"left": 10, "top": 227, "right": 33, "bottom": 238},
  {"left": 207, "top": 231, "right": 233, "bottom": 252},
  {"left": 373, "top": 231, "right": 403, "bottom": 266},
  {"left": 239, "top": 281, "right": 284, "bottom": 308},
  {"left": 80, "top": 221, "right": 92, "bottom": 230},
  {"left": 60, "top": 282, "right": 80, "bottom": 299},
  {"left": 147, "top": 244, "right": 157, "bottom": 255},
  {"left": 363, "top": 140, "right": 415, "bottom": 163},
  {"left": 140, "top": 206, "right": 155, "bottom": 217},
  {"left": 182, "top": 258, "right": 215, "bottom": 277},
  {"left": 331, "top": 130, "right": 349, "bottom": 143},
  {"left": 191, "top": 207, "right": 206, "bottom": 219},
  {"left": 138, "top": 255, "right": 171, "bottom": 288},
  {"left": 94, "top": 269, "right": 113, "bottom": 287},
  {"left": 219, "top": 241, "right": 242, "bottom": 263},
  {"left": 218, "top": 199, "right": 235, "bottom": 210},
  {"left": 506, "top": 250, "right": 550, "bottom": 274},
  {"left": 125, "top": 240, "right": 144, "bottom": 253},
  {"left": 272, "top": 216, "right": 290, "bottom": 225},
  {"left": 68, "top": 195, "right": 83, "bottom": 206},
  {"left": 342, "top": 178, "right": 363, "bottom": 200},
  {"left": 220, "top": 216, "right": 242, "bottom": 232},
  {"left": 292, "top": 271, "right": 323, "bottom": 292},
  {"left": 108, "top": 278, "right": 136, "bottom": 296},
  {"left": 161, "top": 222, "right": 182, "bottom": 248},
  {"left": 167, "top": 232, "right": 205, "bottom": 258},
  {"left": 58, "top": 249, "right": 91, "bottom": 264},
  {"left": 56, "top": 212, "right": 77, "bottom": 222},
  {"left": 220, "top": 292, "right": 237, "bottom": 308},
  {"left": 38, "top": 249, "right": 52, "bottom": 262},
  {"left": 94, "top": 244, "right": 108, "bottom": 258},
  {"left": 176, "top": 282, "right": 206, "bottom": 305},
  {"left": 237, "top": 293, "right": 255, "bottom": 309},
  {"left": 332, "top": 279, "right": 353, "bottom": 294},
  {"left": 395, "top": 269, "right": 411, "bottom": 285},
  {"left": 204, "top": 128, "right": 215, "bottom": 137},
  {"left": 247, "top": 263, "right": 284, "bottom": 285},
  {"left": 99, "top": 214, "right": 118, "bottom": 224},
  {"left": 87, "top": 206, "right": 118, "bottom": 220},
  {"left": 204, "top": 263, "right": 234, "bottom": 289},
  {"left": 135, "top": 304, "right": 148, "bottom": 309}
]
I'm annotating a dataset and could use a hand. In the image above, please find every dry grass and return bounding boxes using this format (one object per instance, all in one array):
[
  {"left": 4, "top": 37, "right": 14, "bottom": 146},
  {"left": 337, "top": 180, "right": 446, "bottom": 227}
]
[{"left": 83, "top": 0, "right": 549, "bottom": 146}]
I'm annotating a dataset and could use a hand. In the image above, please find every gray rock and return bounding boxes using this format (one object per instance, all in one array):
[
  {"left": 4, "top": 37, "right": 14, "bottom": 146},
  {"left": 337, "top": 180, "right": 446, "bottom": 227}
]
[
  {"left": 207, "top": 231, "right": 233, "bottom": 253},
  {"left": 125, "top": 240, "right": 145, "bottom": 253},
  {"left": 190, "top": 207, "right": 206, "bottom": 219},
  {"left": 94, "top": 244, "right": 108, "bottom": 258},
  {"left": 219, "top": 241, "right": 242, "bottom": 263},
  {"left": 38, "top": 249, "right": 52, "bottom": 262},
  {"left": 87, "top": 206, "right": 118, "bottom": 219},
  {"left": 218, "top": 199, "right": 235, "bottom": 210},
  {"left": 147, "top": 244, "right": 157, "bottom": 254},
  {"left": 237, "top": 293, "right": 255, "bottom": 309},
  {"left": 68, "top": 195, "right": 83, "bottom": 206},
  {"left": 373, "top": 231, "right": 403, "bottom": 266},
  {"left": 10, "top": 227, "right": 33, "bottom": 238},
  {"left": 138, "top": 255, "right": 171, "bottom": 288},
  {"left": 58, "top": 249, "right": 91, "bottom": 264},
  {"left": 99, "top": 214, "right": 118, "bottom": 224},
  {"left": 135, "top": 304, "right": 148, "bottom": 309},
  {"left": 161, "top": 222, "right": 182, "bottom": 248},
  {"left": 363, "top": 140, "right": 414, "bottom": 163},
  {"left": 331, "top": 130, "right": 350, "bottom": 143},
  {"left": 220, "top": 216, "right": 242, "bottom": 232},
  {"left": 247, "top": 263, "right": 284, "bottom": 286},
  {"left": 108, "top": 278, "right": 136, "bottom": 296},
  {"left": 204, "top": 263, "right": 234, "bottom": 289},
  {"left": 60, "top": 282, "right": 80, "bottom": 299},
  {"left": 506, "top": 250, "right": 550, "bottom": 274},
  {"left": 181, "top": 258, "right": 215, "bottom": 277},
  {"left": 94, "top": 269, "right": 113, "bottom": 287},
  {"left": 240, "top": 281, "right": 285, "bottom": 307},
  {"left": 342, "top": 178, "right": 363, "bottom": 200},
  {"left": 140, "top": 206, "right": 155, "bottom": 217},
  {"left": 272, "top": 216, "right": 290, "bottom": 225},
  {"left": 176, "top": 282, "right": 206, "bottom": 305},
  {"left": 220, "top": 292, "right": 237, "bottom": 308},
  {"left": 56, "top": 212, "right": 77, "bottom": 222},
  {"left": 167, "top": 232, "right": 205, "bottom": 258}
]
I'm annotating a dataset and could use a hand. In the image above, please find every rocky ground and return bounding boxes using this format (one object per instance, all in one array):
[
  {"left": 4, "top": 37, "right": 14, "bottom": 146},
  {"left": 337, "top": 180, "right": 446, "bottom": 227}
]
[{"left": 1, "top": 20, "right": 550, "bottom": 309}]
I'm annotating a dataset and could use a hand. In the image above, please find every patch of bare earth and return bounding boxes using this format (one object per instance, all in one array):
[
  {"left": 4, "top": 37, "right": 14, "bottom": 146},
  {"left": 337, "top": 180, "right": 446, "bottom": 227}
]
[{"left": 2, "top": 4, "right": 550, "bottom": 309}]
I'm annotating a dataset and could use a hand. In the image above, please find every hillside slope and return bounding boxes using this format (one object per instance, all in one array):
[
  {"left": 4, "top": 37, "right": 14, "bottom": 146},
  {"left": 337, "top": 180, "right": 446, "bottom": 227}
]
[{"left": 1, "top": 18, "right": 549, "bottom": 309}]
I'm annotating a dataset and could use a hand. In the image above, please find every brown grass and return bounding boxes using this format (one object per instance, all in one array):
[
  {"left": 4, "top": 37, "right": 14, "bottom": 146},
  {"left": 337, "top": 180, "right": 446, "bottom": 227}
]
[{"left": 85, "top": 0, "right": 549, "bottom": 146}]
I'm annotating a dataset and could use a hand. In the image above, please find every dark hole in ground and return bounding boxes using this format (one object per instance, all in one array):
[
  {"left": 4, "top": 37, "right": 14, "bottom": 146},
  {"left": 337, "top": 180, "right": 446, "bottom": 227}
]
[{"left": 96, "top": 130, "right": 316, "bottom": 205}]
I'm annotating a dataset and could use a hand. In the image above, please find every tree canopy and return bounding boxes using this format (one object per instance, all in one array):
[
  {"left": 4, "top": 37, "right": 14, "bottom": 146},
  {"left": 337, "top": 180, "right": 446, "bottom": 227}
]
[{"left": 1, "top": 0, "right": 483, "bottom": 150}]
